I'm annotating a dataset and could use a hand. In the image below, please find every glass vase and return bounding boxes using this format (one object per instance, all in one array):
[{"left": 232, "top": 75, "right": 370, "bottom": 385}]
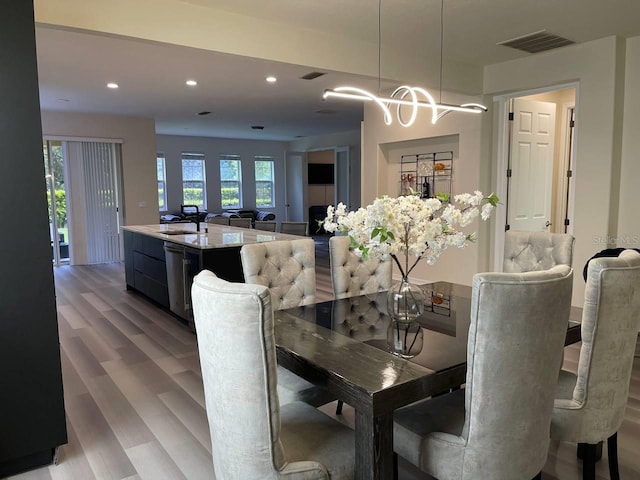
[{"left": 387, "top": 278, "right": 425, "bottom": 324}]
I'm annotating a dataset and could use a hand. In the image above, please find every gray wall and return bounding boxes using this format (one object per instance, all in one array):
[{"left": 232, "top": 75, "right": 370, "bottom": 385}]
[
  {"left": 0, "top": 2, "right": 67, "bottom": 475},
  {"left": 156, "top": 134, "right": 290, "bottom": 219}
]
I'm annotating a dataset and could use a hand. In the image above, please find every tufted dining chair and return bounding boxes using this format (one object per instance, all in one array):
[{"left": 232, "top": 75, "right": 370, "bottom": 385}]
[
  {"left": 393, "top": 265, "right": 573, "bottom": 480},
  {"left": 229, "top": 217, "right": 253, "bottom": 229},
  {"left": 191, "top": 270, "right": 355, "bottom": 480},
  {"left": 280, "top": 221, "right": 309, "bottom": 236},
  {"left": 205, "top": 215, "right": 230, "bottom": 225},
  {"left": 503, "top": 230, "right": 575, "bottom": 273},
  {"left": 255, "top": 220, "right": 278, "bottom": 232},
  {"left": 241, "top": 238, "right": 335, "bottom": 407},
  {"left": 241, "top": 238, "right": 316, "bottom": 310},
  {"left": 551, "top": 249, "right": 640, "bottom": 480},
  {"left": 329, "top": 236, "right": 393, "bottom": 300}
]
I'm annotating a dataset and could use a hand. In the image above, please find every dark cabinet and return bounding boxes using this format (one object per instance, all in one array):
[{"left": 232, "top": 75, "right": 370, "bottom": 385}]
[{"left": 124, "top": 230, "right": 169, "bottom": 308}]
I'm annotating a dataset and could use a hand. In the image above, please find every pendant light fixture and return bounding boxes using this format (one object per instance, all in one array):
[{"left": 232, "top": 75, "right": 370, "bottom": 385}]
[{"left": 323, "top": 0, "right": 487, "bottom": 126}]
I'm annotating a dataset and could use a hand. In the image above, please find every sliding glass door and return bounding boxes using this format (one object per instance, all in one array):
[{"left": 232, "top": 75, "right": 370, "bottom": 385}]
[{"left": 44, "top": 140, "right": 69, "bottom": 265}]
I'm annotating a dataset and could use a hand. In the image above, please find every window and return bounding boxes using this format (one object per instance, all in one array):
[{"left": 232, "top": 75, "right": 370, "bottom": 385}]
[
  {"left": 182, "top": 153, "right": 206, "bottom": 208},
  {"left": 157, "top": 153, "right": 167, "bottom": 211},
  {"left": 254, "top": 156, "right": 275, "bottom": 207},
  {"left": 220, "top": 155, "right": 242, "bottom": 208}
]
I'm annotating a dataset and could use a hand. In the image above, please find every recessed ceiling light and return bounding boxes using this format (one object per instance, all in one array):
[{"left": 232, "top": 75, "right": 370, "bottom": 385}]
[
  {"left": 266, "top": 76, "right": 277, "bottom": 83},
  {"left": 107, "top": 83, "right": 119, "bottom": 89},
  {"left": 186, "top": 79, "right": 198, "bottom": 86}
]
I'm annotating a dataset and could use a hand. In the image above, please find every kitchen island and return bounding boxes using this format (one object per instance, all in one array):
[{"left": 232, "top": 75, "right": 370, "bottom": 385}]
[{"left": 122, "top": 223, "right": 301, "bottom": 330}]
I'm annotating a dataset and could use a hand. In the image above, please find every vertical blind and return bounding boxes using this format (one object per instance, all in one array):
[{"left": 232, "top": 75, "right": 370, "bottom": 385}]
[{"left": 82, "top": 142, "right": 121, "bottom": 263}]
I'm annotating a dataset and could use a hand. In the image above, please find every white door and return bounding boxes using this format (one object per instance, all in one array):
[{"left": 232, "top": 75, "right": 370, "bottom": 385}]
[
  {"left": 284, "top": 151, "right": 306, "bottom": 221},
  {"left": 508, "top": 99, "right": 556, "bottom": 231},
  {"left": 334, "top": 146, "right": 350, "bottom": 208}
]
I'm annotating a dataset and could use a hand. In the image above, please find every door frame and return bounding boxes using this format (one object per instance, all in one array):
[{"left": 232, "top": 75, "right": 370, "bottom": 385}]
[{"left": 492, "top": 82, "right": 579, "bottom": 271}]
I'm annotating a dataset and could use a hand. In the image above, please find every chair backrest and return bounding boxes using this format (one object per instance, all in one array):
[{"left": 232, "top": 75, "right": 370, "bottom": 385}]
[
  {"left": 229, "top": 217, "right": 253, "bottom": 229},
  {"left": 254, "top": 220, "right": 277, "bottom": 232},
  {"left": 280, "top": 221, "right": 308, "bottom": 236},
  {"left": 240, "top": 238, "right": 316, "bottom": 310},
  {"left": 206, "top": 215, "right": 230, "bottom": 226},
  {"left": 503, "top": 230, "right": 574, "bottom": 273},
  {"left": 329, "top": 236, "right": 392, "bottom": 299},
  {"left": 555, "top": 249, "right": 640, "bottom": 440},
  {"left": 191, "top": 270, "right": 287, "bottom": 479},
  {"left": 462, "top": 265, "right": 573, "bottom": 479}
]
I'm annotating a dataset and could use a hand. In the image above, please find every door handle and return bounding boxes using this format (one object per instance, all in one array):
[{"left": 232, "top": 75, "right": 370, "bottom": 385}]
[{"left": 545, "top": 221, "right": 552, "bottom": 227}]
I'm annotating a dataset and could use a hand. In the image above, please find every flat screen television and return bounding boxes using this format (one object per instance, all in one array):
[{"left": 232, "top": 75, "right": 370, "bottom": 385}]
[{"left": 308, "top": 163, "right": 334, "bottom": 185}]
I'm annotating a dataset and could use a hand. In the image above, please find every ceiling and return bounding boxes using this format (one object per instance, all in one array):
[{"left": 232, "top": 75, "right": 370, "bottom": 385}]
[{"left": 35, "top": 0, "right": 640, "bottom": 141}]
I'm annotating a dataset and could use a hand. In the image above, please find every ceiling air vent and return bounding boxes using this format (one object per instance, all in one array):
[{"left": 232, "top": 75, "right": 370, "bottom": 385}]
[
  {"left": 300, "top": 71, "right": 326, "bottom": 80},
  {"left": 315, "top": 109, "right": 338, "bottom": 115},
  {"left": 497, "top": 30, "right": 574, "bottom": 54}
]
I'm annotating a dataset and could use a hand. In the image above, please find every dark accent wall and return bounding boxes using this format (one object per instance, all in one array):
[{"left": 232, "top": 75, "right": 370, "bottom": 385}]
[{"left": 0, "top": 2, "right": 67, "bottom": 476}]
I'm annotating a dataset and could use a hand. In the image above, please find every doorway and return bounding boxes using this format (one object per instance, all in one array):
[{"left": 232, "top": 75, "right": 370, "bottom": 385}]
[{"left": 493, "top": 85, "right": 577, "bottom": 270}]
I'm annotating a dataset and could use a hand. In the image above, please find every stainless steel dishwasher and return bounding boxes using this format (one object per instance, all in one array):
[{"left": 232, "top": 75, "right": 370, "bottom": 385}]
[{"left": 163, "top": 241, "right": 191, "bottom": 321}]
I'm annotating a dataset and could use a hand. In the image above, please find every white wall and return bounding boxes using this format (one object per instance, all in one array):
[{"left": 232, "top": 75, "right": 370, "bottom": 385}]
[
  {"left": 40, "top": 110, "right": 158, "bottom": 226},
  {"left": 156, "top": 135, "right": 289, "bottom": 219},
  {"left": 618, "top": 36, "right": 640, "bottom": 249},
  {"left": 361, "top": 90, "right": 489, "bottom": 287},
  {"left": 484, "top": 35, "right": 626, "bottom": 305}
]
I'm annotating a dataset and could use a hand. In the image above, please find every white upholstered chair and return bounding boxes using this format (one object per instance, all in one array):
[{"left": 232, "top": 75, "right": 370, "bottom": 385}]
[
  {"left": 503, "top": 230, "right": 575, "bottom": 273},
  {"left": 191, "top": 270, "right": 355, "bottom": 479},
  {"left": 329, "top": 236, "right": 392, "bottom": 300},
  {"left": 241, "top": 238, "right": 333, "bottom": 406},
  {"left": 551, "top": 250, "right": 640, "bottom": 480},
  {"left": 280, "top": 221, "right": 308, "bottom": 236},
  {"left": 205, "top": 215, "right": 230, "bottom": 226},
  {"left": 393, "top": 265, "right": 574, "bottom": 480},
  {"left": 255, "top": 220, "right": 277, "bottom": 232},
  {"left": 229, "top": 217, "right": 253, "bottom": 229}
]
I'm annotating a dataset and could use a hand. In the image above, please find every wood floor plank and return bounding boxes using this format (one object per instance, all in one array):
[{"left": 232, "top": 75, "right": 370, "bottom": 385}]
[
  {"left": 157, "top": 390, "right": 211, "bottom": 452},
  {"left": 86, "top": 375, "right": 156, "bottom": 450},
  {"left": 65, "top": 393, "right": 137, "bottom": 480},
  {"left": 125, "top": 442, "right": 187, "bottom": 480}
]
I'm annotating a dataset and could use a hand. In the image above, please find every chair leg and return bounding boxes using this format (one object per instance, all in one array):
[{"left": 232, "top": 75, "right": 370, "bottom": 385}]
[
  {"left": 335, "top": 400, "right": 344, "bottom": 415},
  {"left": 581, "top": 443, "right": 597, "bottom": 480},
  {"left": 577, "top": 441, "right": 602, "bottom": 461},
  {"left": 532, "top": 472, "right": 542, "bottom": 480},
  {"left": 607, "top": 432, "right": 620, "bottom": 480}
]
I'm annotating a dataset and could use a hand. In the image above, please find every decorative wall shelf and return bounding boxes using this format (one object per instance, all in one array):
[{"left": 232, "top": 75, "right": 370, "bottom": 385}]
[{"left": 400, "top": 151, "right": 453, "bottom": 199}]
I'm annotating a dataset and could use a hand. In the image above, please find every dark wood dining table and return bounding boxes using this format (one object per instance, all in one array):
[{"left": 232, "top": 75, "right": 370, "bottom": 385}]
[{"left": 274, "top": 282, "right": 582, "bottom": 480}]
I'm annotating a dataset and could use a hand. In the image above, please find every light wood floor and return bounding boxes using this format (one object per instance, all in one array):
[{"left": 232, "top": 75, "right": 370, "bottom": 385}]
[{"left": 8, "top": 238, "right": 640, "bottom": 480}]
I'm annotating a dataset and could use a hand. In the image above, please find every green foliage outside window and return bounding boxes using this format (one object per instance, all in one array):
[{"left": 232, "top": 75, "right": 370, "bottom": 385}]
[
  {"left": 183, "top": 186, "right": 205, "bottom": 207},
  {"left": 47, "top": 189, "right": 67, "bottom": 228}
]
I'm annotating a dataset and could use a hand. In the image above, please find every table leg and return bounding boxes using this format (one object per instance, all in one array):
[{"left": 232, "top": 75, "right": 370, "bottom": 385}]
[{"left": 355, "top": 410, "right": 394, "bottom": 480}]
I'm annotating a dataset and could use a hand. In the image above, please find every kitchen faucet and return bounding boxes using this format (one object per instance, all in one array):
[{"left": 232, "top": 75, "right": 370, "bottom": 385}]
[{"left": 181, "top": 204, "right": 200, "bottom": 232}]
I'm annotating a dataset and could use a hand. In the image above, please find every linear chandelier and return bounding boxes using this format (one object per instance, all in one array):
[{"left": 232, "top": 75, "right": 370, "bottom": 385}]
[
  {"left": 323, "top": 0, "right": 487, "bottom": 127},
  {"left": 323, "top": 86, "right": 487, "bottom": 126}
]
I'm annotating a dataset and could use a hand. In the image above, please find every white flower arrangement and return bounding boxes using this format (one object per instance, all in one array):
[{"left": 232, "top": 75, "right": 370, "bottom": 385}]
[{"left": 323, "top": 191, "right": 499, "bottom": 278}]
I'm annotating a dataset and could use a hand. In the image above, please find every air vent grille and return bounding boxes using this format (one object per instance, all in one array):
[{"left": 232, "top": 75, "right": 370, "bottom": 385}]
[
  {"left": 300, "top": 71, "right": 326, "bottom": 80},
  {"left": 315, "top": 109, "right": 337, "bottom": 115},
  {"left": 497, "top": 30, "right": 574, "bottom": 53}
]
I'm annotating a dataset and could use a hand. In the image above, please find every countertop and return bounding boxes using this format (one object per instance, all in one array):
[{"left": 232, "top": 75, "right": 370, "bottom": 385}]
[{"left": 122, "top": 223, "right": 304, "bottom": 250}]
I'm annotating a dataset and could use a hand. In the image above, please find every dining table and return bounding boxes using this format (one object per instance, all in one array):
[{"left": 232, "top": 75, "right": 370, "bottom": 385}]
[{"left": 273, "top": 281, "right": 582, "bottom": 480}]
